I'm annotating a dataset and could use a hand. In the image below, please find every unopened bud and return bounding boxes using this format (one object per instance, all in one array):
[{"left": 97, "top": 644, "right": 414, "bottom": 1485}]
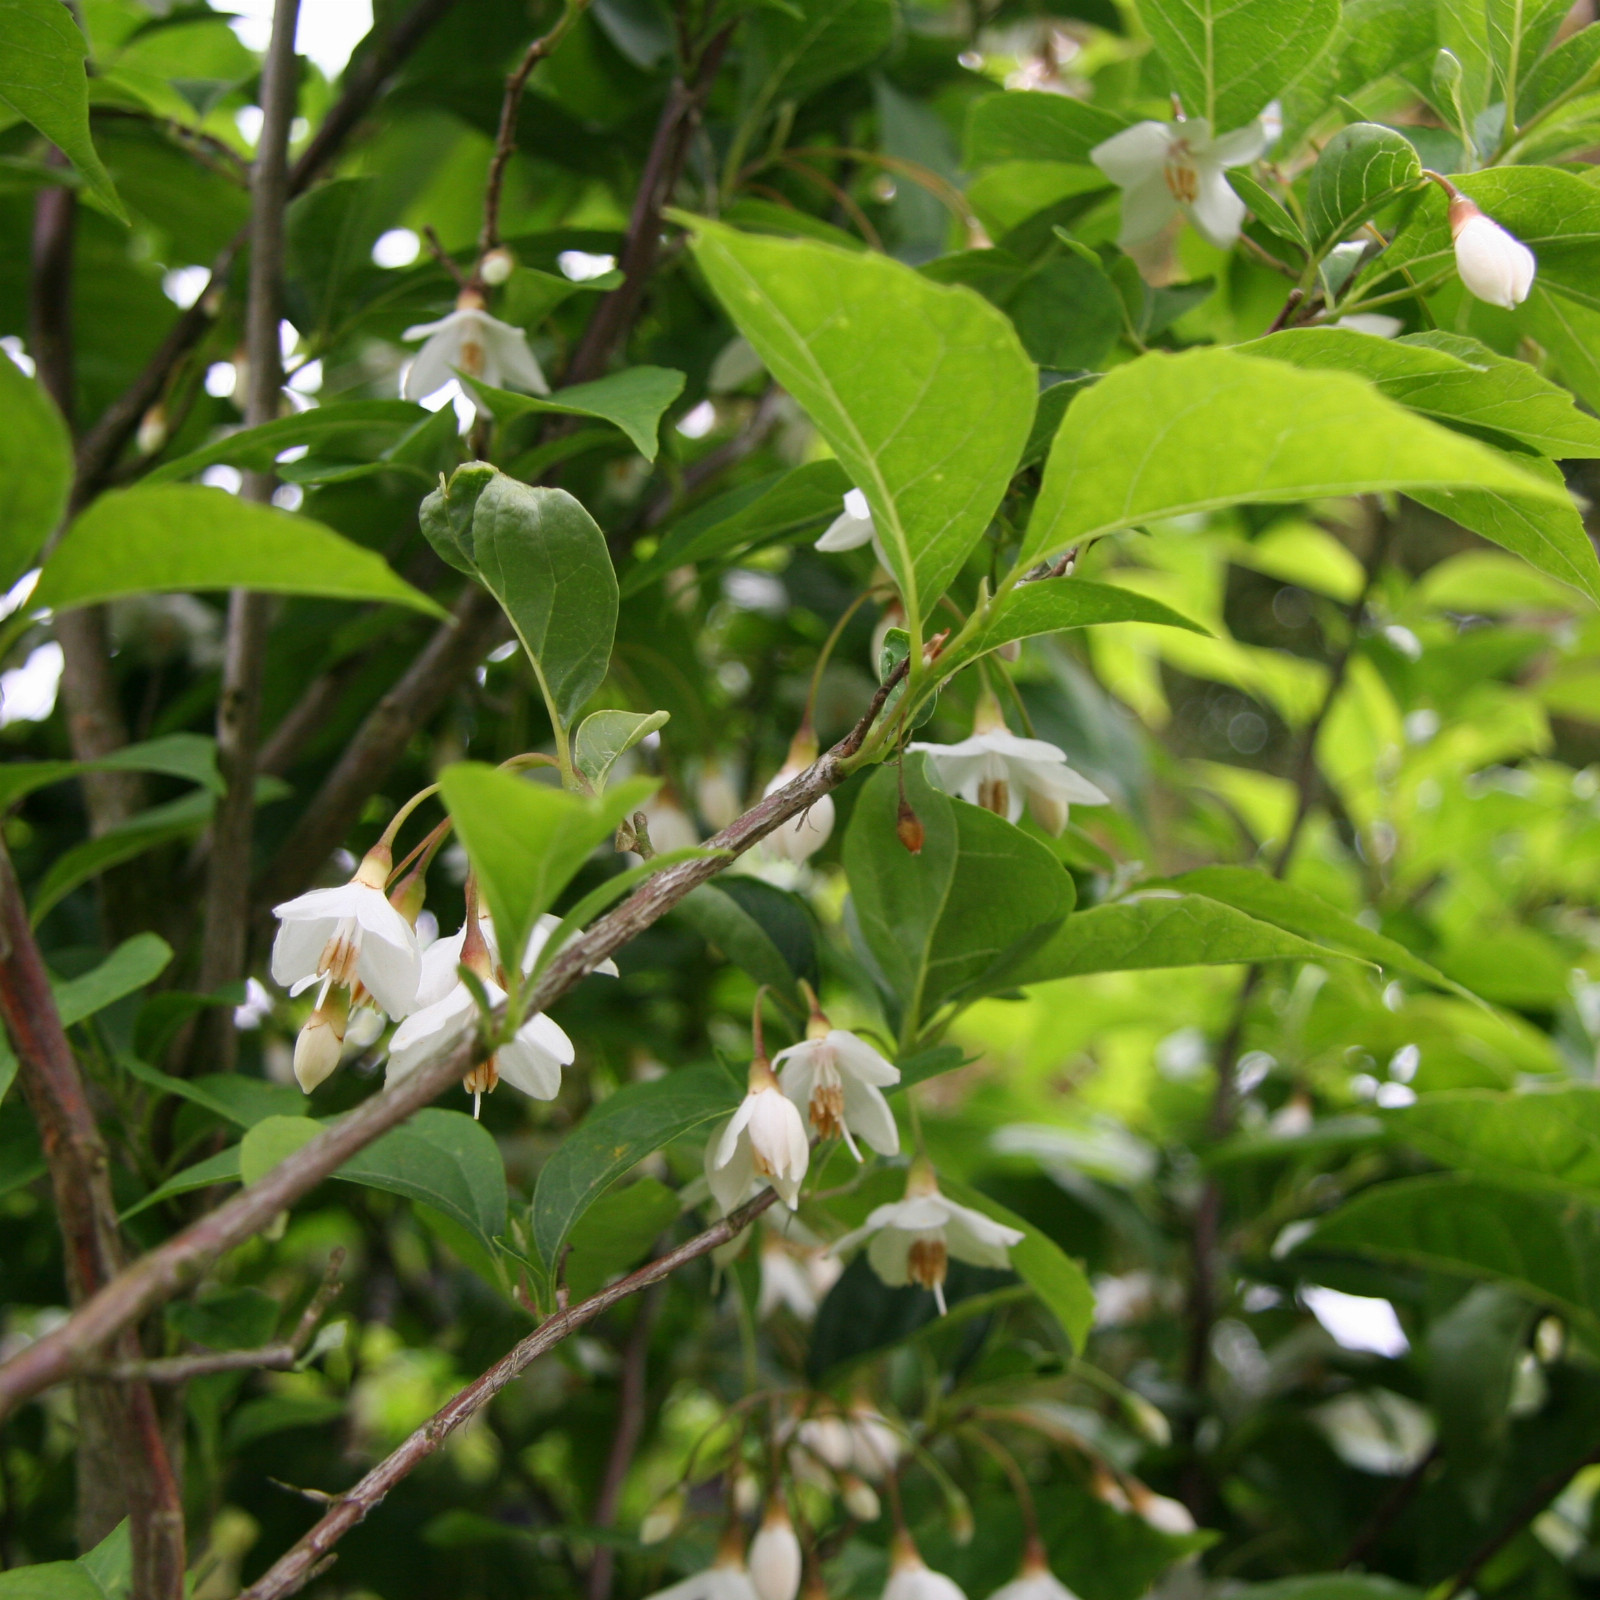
[
  {"left": 136, "top": 404, "right": 168, "bottom": 456},
  {"left": 896, "top": 798, "right": 924, "bottom": 854},
  {"left": 639, "top": 1490, "right": 684, "bottom": 1544},
  {"left": 1129, "top": 1483, "right": 1196, "bottom": 1535},
  {"left": 732, "top": 1464, "right": 762, "bottom": 1515},
  {"left": 294, "top": 990, "right": 349, "bottom": 1092},
  {"left": 480, "top": 246, "right": 515, "bottom": 285},
  {"left": 840, "top": 1473, "right": 880, "bottom": 1522},
  {"left": 1448, "top": 196, "right": 1536, "bottom": 309},
  {"left": 1432, "top": 47, "right": 1463, "bottom": 98},
  {"left": 749, "top": 1501, "right": 802, "bottom": 1600}
]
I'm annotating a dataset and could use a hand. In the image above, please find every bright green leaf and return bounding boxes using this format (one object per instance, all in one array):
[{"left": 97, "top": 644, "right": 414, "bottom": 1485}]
[
  {"left": 965, "top": 92, "right": 1130, "bottom": 167},
  {"left": 463, "top": 368, "right": 686, "bottom": 462},
  {"left": 1305, "top": 123, "right": 1422, "bottom": 250},
  {"left": 53, "top": 933, "right": 172, "bottom": 1027},
  {"left": 0, "top": 350, "right": 72, "bottom": 588},
  {"left": 0, "top": 733, "right": 222, "bottom": 813},
  {"left": 573, "top": 708, "right": 670, "bottom": 792}
]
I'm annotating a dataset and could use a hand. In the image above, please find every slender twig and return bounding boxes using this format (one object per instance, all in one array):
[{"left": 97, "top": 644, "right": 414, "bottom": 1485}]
[
  {"left": 477, "top": 0, "right": 595, "bottom": 263},
  {"left": 239, "top": 1192, "right": 778, "bottom": 1600},
  {"left": 1340, "top": 1443, "right": 1439, "bottom": 1567},
  {"left": 0, "top": 686, "right": 896, "bottom": 1421},
  {"left": 193, "top": 0, "right": 302, "bottom": 1074}
]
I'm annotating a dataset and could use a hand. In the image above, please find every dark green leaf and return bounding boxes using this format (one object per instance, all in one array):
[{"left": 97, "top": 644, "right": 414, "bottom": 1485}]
[
  {"left": 464, "top": 367, "right": 685, "bottom": 461},
  {"left": 564, "top": 1176, "right": 681, "bottom": 1301},
  {"left": 675, "top": 877, "right": 820, "bottom": 1005},
  {"left": 168, "top": 1288, "right": 279, "bottom": 1352},
  {"left": 740, "top": 0, "right": 893, "bottom": 121},
  {"left": 0, "top": 733, "right": 222, "bottom": 813},
  {"left": 0, "top": 351, "right": 72, "bottom": 587},
  {"left": 53, "top": 933, "right": 172, "bottom": 1027},
  {"left": 1228, "top": 170, "right": 1307, "bottom": 248}
]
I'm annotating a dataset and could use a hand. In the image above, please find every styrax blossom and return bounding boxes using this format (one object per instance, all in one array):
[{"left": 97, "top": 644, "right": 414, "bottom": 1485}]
[
  {"left": 1127, "top": 1483, "right": 1196, "bottom": 1535},
  {"left": 985, "top": 1542, "right": 1083, "bottom": 1600},
  {"left": 763, "top": 726, "right": 835, "bottom": 864},
  {"left": 414, "top": 910, "right": 618, "bottom": 1003},
  {"left": 643, "top": 1526, "right": 758, "bottom": 1600},
  {"left": 883, "top": 1532, "right": 968, "bottom": 1600},
  {"left": 815, "top": 488, "right": 888, "bottom": 566},
  {"left": 293, "top": 985, "right": 349, "bottom": 1093},
  {"left": 911, "top": 693, "right": 1107, "bottom": 834},
  {"left": 1090, "top": 108, "right": 1276, "bottom": 263},
  {"left": 1448, "top": 194, "right": 1536, "bottom": 309},
  {"left": 402, "top": 288, "right": 549, "bottom": 400},
  {"left": 272, "top": 842, "right": 420, "bottom": 1020},
  {"left": 840, "top": 1473, "right": 881, "bottom": 1522},
  {"left": 749, "top": 1500, "right": 802, "bottom": 1600},
  {"left": 832, "top": 1157, "right": 1025, "bottom": 1315},
  {"left": 759, "top": 1228, "right": 840, "bottom": 1319},
  {"left": 846, "top": 1400, "right": 903, "bottom": 1480},
  {"left": 775, "top": 990, "right": 900, "bottom": 1160},
  {"left": 709, "top": 1036, "right": 811, "bottom": 1211}
]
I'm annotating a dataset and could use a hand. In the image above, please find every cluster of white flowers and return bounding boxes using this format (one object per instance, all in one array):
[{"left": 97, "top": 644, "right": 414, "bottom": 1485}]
[{"left": 270, "top": 848, "right": 610, "bottom": 1113}]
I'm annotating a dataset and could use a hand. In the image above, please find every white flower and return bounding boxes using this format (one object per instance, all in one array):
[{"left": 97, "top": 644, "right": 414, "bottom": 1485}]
[
  {"left": 832, "top": 1160, "right": 1024, "bottom": 1315},
  {"left": 1128, "top": 1485, "right": 1196, "bottom": 1535},
  {"left": 987, "top": 1554, "right": 1082, "bottom": 1600},
  {"left": 759, "top": 1229, "right": 840, "bottom": 1320},
  {"left": 1090, "top": 112, "right": 1275, "bottom": 253},
  {"left": 841, "top": 1474, "right": 881, "bottom": 1521},
  {"left": 762, "top": 729, "right": 834, "bottom": 863},
  {"left": 749, "top": 1503, "right": 802, "bottom": 1600},
  {"left": 709, "top": 1054, "right": 810, "bottom": 1210},
  {"left": 1334, "top": 314, "right": 1402, "bottom": 338},
  {"left": 910, "top": 700, "right": 1107, "bottom": 834},
  {"left": 816, "top": 489, "right": 888, "bottom": 566},
  {"left": 775, "top": 1027, "right": 899, "bottom": 1160},
  {"left": 292, "top": 992, "right": 347, "bottom": 1093},
  {"left": 271, "top": 846, "right": 420, "bottom": 1019},
  {"left": 795, "top": 1411, "right": 855, "bottom": 1471},
  {"left": 884, "top": 1535, "right": 967, "bottom": 1600},
  {"left": 846, "top": 1402, "right": 903, "bottom": 1479},
  {"left": 402, "top": 290, "right": 549, "bottom": 400},
  {"left": 644, "top": 1530, "right": 758, "bottom": 1600},
  {"left": 1448, "top": 196, "right": 1535, "bottom": 309},
  {"left": 409, "top": 911, "right": 617, "bottom": 1010}
]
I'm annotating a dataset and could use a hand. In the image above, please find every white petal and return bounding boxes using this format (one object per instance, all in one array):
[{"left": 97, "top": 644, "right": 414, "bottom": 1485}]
[
  {"left": 487, "top": 319, "right": 552, "bottom": 395},
  {"left": 1205, "top": 120, "right": 1271, "bottom": 166},
  {"left": 1117, "top": 174, "right": 1180, "bottom": 251},
  {"left": 386, "top": 986, "right": 475, "bottom": 1084},
  {"left": 411, "top": 931, "right": 467, "bottom": 1013},
  {"left": 943, "top": 1201, "right": 1025, "bottom": 1269},
  {"left": 518, "top": 1010, "right": 575, "bottom": 1066},
  {"left": 716, "top": 1098, "right": 755, "bottom": 1168},
  {"left": 840, "top": 1076, "right": 900, "bottom": 1156},
  {"left": 774, "top": 1041, "right": 820, "bottom": 1108},
  {"left": 1090, "top": 121, "right": 1173, "bottom": 187},
  {"left": 866, "top": 1226, "right": 915, "bottom": 1286},
  {"left": 403, "top": 330, "right": 462, "bottom": 401},
  {"left": 707, "top": 1120, "right": 755, "bottom": 1215},
  {"left": 496, "top": 1029, "right": 564, "bottom": 1099},
  {"left": 829, "top": 1030, "right": 899, "bottom": 1087},
  {"left": 1455, "top": 215, "right": 1536, "bottom": 308},
  {"left": 1186, "top": 164, "right": 1247, "bottom": 248},
  {"left": 816, "top": 509, "right": 875, "bottom": 552},
  {"left": 400, "top": 311, "right": 462, "bottom": 343},
  {"left": 271, "top": 914, "right": 334, "bottom": 988}
]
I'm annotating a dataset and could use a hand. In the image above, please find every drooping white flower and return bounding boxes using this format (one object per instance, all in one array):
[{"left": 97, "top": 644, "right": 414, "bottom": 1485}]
[
  {"left": 402, "top": 289, "right": 549, "bottom": 400},
  {"left": 816, "top": 489, "right": 889, "bottom": 566},
  {"left": 1448, "top": 194, "right": 1536, "bottom": 309},
  {"left": 1090, "top": 110, "right": 1276, "bottom": 256},
  {"left": 759, "top": 1228, "right": 840, "bottom": 1320},
  {"left": 831, "top": 1159, "right": 1025, "bottom": 1315},
  {"left": 762, "top": 728, "right": 834, "bottom": 864},
  {"left": 643, "top": 1528, "right": 759, "bottom": 1600},
  {"left": 985, "top": 1546, "right": 1083, "bottom": 1600},
  {"left": 271, "top": 844, "right": 420, "bottom": 1020},
  {"left": 749, "top": 1501, "right": 802, "bottom": 1600},
  {"left": 409, "top": 911, "right": 617, "bottom": 1010},
  {"left": 841, "top": 1473, "right": 881, "bottom": 1522},
  {"left": 846, "top": 1401, "right": 903, "bottom": 1480},
  {"left": 775, "top": 998, "right": 899, "bottom": 1160},
  {"left": 883, "top": 1533, "right": 967, "bottom": 1600},
  {"left": 710, "top": 1049, "right": 810, "bottom": 1210},
  {"left": 795, "top": 1409, "right": 856, "bottom": 1472},
  {"left": 1127, "top": 1484, "right": 1196, "bottom": 1535},
  {"left": 910, "top": 696, "right": 1107, "bottom": 834}
]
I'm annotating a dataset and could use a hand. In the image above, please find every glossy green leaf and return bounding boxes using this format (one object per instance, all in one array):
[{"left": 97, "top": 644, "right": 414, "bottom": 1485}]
[
  {"left": 687, "top": 220, "right": 1037, "bottom": 624},
  {"left": 53, "top": 934, "right": 172, "bottom": 1027},
  {"left": 740, "top": 0, "right": 893, "bottom": 119},
  {"left": 1308, "top": 1174, "right": 1600, "bottom": 1333},
  {"left": 940, "top": 1176, "right": 1095, "bottom": 1350},
  {"left": 0, "top": 733, "right": 221, "bottom": 813},
  {"left": 564, "top": 1176, "right": 681, "bottom": 1302},
  {"left": 1170, "top": 867, "right": 1473, "bottom": 998},
  {"left": 1517, "top": 22, "right": 1600, "bottom": 121},
  {"left": 33, "top": 486, "right": 446, "bottom": 617},
  {"left": 1244, "top": 327, "right": 1600, "bottom": 459},
  {"left": 1014, "top": 891, "right": 1340, "bottom": 985},
  {"left": 675, "top": 877, "right": 820, "bottom": 1005},
  {"left": 1305, "top": 123, "right": 1422, "bottom": 250},
  {"left": 532, "top": 1063, "right": 740, "bottom": 1271},
  {"left": 1137, "top": 0, "right": 1340, "bottom": 129},
  {"left": 463, "top": 368, "right": 686, "bottom": 462},
  {"left": 1022, "top": 348, "right": 1567, "bottom": 566},
  {"left": 1227, "top": 170, "right": 1307, "bottom": 247},
  {"left": 965, "top": 92, "right": 1130, "bottom": 167},
  {"left": 0, "top": 0, "right": 126, "bottom": 222},
  {"left": 437, "top": 763, "right": 654, "bottom": 977},
  {"left": 422, "top": 469, "right": 618, "bottom": 726},
  {"left": 0, "top": 351, "right": 72, "bottom": 588},
  {"left": 573, "top": 709, "right": 670, "bottom": 792},
  {"left": 1487, "top": 0, "right": 1571, "bottom": 108},
  {"left": 845, "top": 759, "right": 1075, "bottom": 1036}
]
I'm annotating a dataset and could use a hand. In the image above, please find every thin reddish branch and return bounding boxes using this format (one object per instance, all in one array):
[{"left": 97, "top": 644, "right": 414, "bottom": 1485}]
[{"left": 240, "top": 1193, "right": 776, "bottom": 1600}]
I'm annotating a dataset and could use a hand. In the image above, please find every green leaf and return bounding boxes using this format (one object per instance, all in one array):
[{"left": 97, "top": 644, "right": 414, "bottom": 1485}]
[
  {"left": 79, "top": 1519, "right": 131, "bottom": 1600},
  {"left": 119, "top": 1056, "right": 305, "bottom": 1130},
  {"left": 844, "top": 759, "right": 1075, "bottom": 1037},
  {"left": 1169, "top": 867, "right": 1475, "bottom": 998},
  {"left": 1227, "top": 170, "right": 1307, "bottom": 248},
  {"left": 1227, "top": 1578, "right": 1420, "bottom": 1600},
  {"left": 740, "top": 0, "right": 893, "bottom": 121},
  {"left": 119, "top": 1145, "right": 244, "bottom": 1219},
  {"left": 0, "top": 0, "right": 126, "bottom": 222},
  {"left": 1487, "top": 0, "right": 1571, "bottom": 108},
  {"left": 965, "top": 92, "right": 1130, "bottom": 167},
  {"left": 0, "top": 1562, "right": 105, "bottom": 1600},
  {"left": 0, "top": 733, "right": 222, "bottom": 813},
  {"left": 573, "top": 708, "right": 670, "bottom": 792},
  {"left": 1517, "top": 23, "right": 1600, "bottom": 122},
  {"left": 1243, "top": 327, "right": 1600, "bottom": 459},
  {"left": 532, "top": 1063, "right": 740, "bottom": 1272},
  {"left": 239, "top": 1115, "right": 321, "bottom": 1189},
  {"left": 421, "top": 469, "right": 618, "bottom": 727},
  {"left": 686, "top": 220, "right": 1037, "bottom": 625},
  {"left": 1307, "top": 1174, "right": 1600, "bottom": 1334},
  {"left": 939, "top": 1176, "right": 1095, "bottom": 1350},
  {"left": 33, "top": 486, "right": 446, "bottom": 618},
  {"left": 1013, "top": 891, "right": 1343, "bottom": 985},
  {"left": 1022, "top": 347, "right": 1568, "bottom": 567},
  {"left": 169, "top": 1288, "right": 279, "bottom": 1352},
  {"left": 563, "top": 1176, "right": 681, "bottom": 1301},
  {"left": 675, "top": 877, "right": 820, "bottom": 1005},
  {"left": 463, "top": 368, "right": 686, "bottom": 462},
  {"left": 622, "top": 460, "right": 852, "bottom": 597},
  {"left": 1305, "top": 123, "right": 1422, "bottom": 250},
  {"left": 940, "top": 577, "right": 1207, "bottom": 678},
  {"left": 0, "top": 350, "right": 72, "bottom": 587},
  {"left": 145, "top": 401, "right": 431, "bottom": 485},
  {"left": 437, "top": 762, "right": 654, "bottom": 975},
  {"left": 53, "top": 934, "right": 172, "bottom": 1027},
  {"left": 1137, "top": 0, "right": 1340, "bottom": 129}
]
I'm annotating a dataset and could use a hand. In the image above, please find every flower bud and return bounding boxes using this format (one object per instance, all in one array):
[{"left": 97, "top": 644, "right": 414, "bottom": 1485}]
[
  {"left": 840, "top": 1473, "right": 880, "bottom": 1522},
  {"left": 1128, "top": 1483, "right": 1196, "bottom": 1535},
  {"left": 294, "top": 990, "right": 349, "bottom": 1092},
  {"left": 480, "top": 246, "right": 515, "bottom": 285},
  {"left": 749, "top": 1501, "right": 802, "bottom": 1600},
  {"left": 639, "top": 1490, "right": 684, "bottom": 1544},
  {"left": 1449, "top": 197, "right": 1535, "bottom": 309},
  {"left": 896, "top": 798, "right": 924, "bottom": 854},
  {"left": 732, "top": 1463, "right": 762, "bottom": 1515},
  {"left": 136, "top": 404, "right": 168, "bottom": 457}
]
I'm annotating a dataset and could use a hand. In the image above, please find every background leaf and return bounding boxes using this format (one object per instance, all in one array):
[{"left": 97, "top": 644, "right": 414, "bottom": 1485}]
[
  {"left": 0, "top": 351, "right": 72, "bottom": 588},
  {"left": 464, "top": 368, "right": 686, "bottom": 461}
]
